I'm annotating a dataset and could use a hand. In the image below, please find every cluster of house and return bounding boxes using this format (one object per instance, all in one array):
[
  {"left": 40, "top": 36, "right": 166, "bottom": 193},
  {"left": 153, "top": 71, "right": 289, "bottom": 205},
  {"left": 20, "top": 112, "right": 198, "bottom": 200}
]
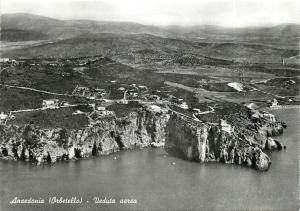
[
  {"left": 11, "top": 59, "right": 62, "bottom": 67},
  {"left": 116, "top": 99, "right": 129, "bottom": 104},
  {"left": 251, "top": 109, "right": 276, "bottom": 123},
  {"left": 42, "top": 99, "right": 70, "bottom": 109},
  {"left": 89, "top": 105, "right": 115, "bottom": 121},
  {"left": 72, "top": 86, "right": 109, "bottom": 99},
  {"left": 170, "top": 97, "right": 189, "bottom": 110},
  {"left": 247, "top": 99, "right": 280, "bottom": 109},
  {"left": 71, "top": 82, "right": 155, "bottom": 104},
  {"left": 0, "top": 58, "right": 9, "bottom": 63},
  {"left": 112, "top": 83, "right": 150, "bottom": 103},
  {"left": 179, "top": 102, "right": 188, "bottom": 109},
  {"left": 120, "top": 84, "right": 190, "bottom": 108},
  {"left": 11, "top": 56, "right": 107, "bottom": 68},
  {"left": 94, "top": 105, "right": 114, "bottom": 116},
  {"left": 0, "top": 99, "right": 67, "bottom": 125},
  {"left": 268, "top": 98, "right": 297, "bottom": 108},
  {"left": 123, "top": 84, "right": 148, "bottom": 99},
  {"left": 42, "top": 99, "right": 60, "bottom": 108},
  {"left": 42, "top": 99, "right": 115, "bottom": 118},
  {"left": 0, "top": 58, "right": 18, "bottom": 65}
]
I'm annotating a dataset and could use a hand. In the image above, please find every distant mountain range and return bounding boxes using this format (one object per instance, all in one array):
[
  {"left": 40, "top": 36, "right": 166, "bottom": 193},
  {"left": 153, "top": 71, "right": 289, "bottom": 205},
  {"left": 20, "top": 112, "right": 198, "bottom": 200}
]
[
  {"left": 1, "top": 29, "right": 49, "bottom": 42},
  {"left": 1, "top": 13, "right": 299, "bottom": 63},
  {"left": 2, "top": 13, "right": 299, "bottom": 44},
  {"left": 166, "top": 23, "right": 300, "bottom": 48},
  {"left": 1, "top": 13, "right": 173, "bottom": 39}
]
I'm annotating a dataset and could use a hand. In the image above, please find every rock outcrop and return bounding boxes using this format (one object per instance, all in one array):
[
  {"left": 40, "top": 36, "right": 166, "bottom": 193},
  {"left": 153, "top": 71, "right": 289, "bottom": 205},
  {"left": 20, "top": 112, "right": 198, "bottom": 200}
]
[
  {"left": 0, "top": 105, "right": 285, "bottom": 171},
  {"left": 166, "top": 108, "right": 285, "bottom": 171},
  {"left": 0, "top": 108, "right": 170, "bottom": 164}
]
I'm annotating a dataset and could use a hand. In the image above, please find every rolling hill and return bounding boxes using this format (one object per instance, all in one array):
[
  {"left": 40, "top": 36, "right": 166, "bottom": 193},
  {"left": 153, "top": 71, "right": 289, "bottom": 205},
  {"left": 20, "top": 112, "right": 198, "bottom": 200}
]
[
  {"left": 2, "top": 32, "right": 296, "bottom": 64},
  {"left": 1, "top": 29, "right": 49, "bottom": 41},
  {"left": 1, "top": 13, "right": 299, "bottom": 64},
  {"left": 1, "top": 13, "right": 173, "bottom": 39},
  {"left": 2, "top": 13, "right": 299, "bottom": 48},
  {"left": 166, "top": 24, "right": 300, "bottom": 49}
]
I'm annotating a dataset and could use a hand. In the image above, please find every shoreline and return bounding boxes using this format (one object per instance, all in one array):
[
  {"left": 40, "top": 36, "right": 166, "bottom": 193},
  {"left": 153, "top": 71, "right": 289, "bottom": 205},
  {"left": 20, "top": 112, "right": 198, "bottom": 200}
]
[{"left": 0, "top": 104, "right": 292, "bottom": 171}]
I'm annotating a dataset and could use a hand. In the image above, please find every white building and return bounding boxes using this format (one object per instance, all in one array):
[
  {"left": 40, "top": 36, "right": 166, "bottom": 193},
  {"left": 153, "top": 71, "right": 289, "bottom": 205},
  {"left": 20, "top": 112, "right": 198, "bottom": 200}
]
[
  {"left": 246, "top": 102, "right": 258, "bottom": 110},
  {"left": 0, "top": 58, "right": 9, "bottom": 63},
  {"left": 130, "top": 92, "right": 138, "bottom": 97},
  {"left": 62, "top": 101, "right": 71, "bottom": 106},
  {"left": 117, "top": 99, "right": 128, "bottom": 104},
  {"left": 96, "top": 110, "right": 114, "bottom": 116},
  {"left": 270, "top": 99, "right": 278, "bottom": 107},
  {"left": 262, "top": 112, "right": 276, "bottom": 123},
  {"left": 179, "top": 102, "right": 188, "bottom": 110},
  {"left": 96, "top": 106, "right": 106, "bottom": 111},
  {"left": 72, "top": 110, "right": 84, "bottom": 115},
  {"left": 102, "top": 110, "right": 114, "bottom": 116},
  {"left": 42, "top": 99, "right": 59, "bottom": 108},
  {"left": 0, "top": 112, "right": 8, "bottom": 123}
]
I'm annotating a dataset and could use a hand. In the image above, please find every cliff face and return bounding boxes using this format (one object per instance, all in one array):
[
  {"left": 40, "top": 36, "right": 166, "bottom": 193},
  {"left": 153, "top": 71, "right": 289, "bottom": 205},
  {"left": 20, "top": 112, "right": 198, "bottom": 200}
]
[
  {"left": 0, "top": 106, "right": 285, "bottom": 171},
  {"left": 166, "top": 109, "right": 285, "bottom": 171},
  {"left": 0, "top": 109, "right": 170, "bottom": 164}
]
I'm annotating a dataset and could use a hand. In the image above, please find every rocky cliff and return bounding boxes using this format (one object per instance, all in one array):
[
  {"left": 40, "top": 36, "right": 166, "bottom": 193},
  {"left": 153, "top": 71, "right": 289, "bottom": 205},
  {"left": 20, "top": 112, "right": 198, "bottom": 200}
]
[
  {"left": 0, "top": 105, "right": 285, "bottom": 171},
  {"left": 0, "top": 108, "right": 170, "bottom": 164},
  {"left": 166, "top": 108, "right": 285, "bottom": 171}
]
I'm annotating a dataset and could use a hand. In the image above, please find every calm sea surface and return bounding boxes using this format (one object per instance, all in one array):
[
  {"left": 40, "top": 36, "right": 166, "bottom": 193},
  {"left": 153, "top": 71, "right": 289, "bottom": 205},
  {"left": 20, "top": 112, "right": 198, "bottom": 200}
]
[{"left": 0, "top": 108, "right": 299, "bottom": 211}]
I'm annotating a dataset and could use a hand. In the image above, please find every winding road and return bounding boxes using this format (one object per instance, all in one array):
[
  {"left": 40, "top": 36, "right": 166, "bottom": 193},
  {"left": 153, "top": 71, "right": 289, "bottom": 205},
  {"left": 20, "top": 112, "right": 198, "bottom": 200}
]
[{"left": 1, "top": 84, "right": 74, "bottom": 97}]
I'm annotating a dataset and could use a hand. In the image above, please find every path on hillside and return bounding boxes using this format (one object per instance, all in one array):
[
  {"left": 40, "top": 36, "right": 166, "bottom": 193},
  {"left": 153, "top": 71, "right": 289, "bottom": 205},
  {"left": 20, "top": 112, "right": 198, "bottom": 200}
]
[
  {"left": 248, "top": 85, "right": 286, "bottom": 99},
  {"left": 196, "top": 106, "right": 215, "bottom": 115},
  {"left": 1, "top": 84, "right": 74, "bottom": 97},
  {"left": 9, "top": 104, "right": 88, "bottom": 114},
  {"left": 4, "top": 104, "right": 88, "bottom": 125}
]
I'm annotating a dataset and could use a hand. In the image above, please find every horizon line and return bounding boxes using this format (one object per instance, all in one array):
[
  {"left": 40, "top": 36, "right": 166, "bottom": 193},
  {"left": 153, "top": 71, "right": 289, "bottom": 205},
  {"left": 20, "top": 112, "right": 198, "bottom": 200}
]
[{"left": 2, "top": 12, "right": 300, "bottom": 28}]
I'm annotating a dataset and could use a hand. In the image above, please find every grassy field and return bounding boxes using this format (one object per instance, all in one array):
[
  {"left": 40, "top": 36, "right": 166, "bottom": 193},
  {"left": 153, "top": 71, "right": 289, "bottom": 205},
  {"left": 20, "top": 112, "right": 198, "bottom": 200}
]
[
  {"left": 1, "top": 54, "right": 299, "bottom": 123},
  {"left": 196, "top": 101, "right": 252, "bottom": 127},
  {"left": 106, "top": 101, "right": 142, "bottom": 118},
  {"left": 8, "top": 106, "right": 90, "bottom": 129},
  {"left": 0, "top": 86, "right": 89, "bottom": 112}
]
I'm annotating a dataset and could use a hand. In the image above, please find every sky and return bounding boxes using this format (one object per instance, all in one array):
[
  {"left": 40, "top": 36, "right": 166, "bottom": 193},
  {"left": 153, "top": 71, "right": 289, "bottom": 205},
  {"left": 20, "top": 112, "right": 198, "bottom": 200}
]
[{"left": 1, "top": 0, "right": 299, "bottom": 27}]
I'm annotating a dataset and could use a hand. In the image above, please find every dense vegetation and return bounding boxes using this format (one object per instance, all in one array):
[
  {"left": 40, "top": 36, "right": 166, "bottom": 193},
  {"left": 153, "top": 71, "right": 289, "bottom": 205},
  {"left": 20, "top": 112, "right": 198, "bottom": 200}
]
[
  {"left": 1, "top": 29, "right": 48, "bottom": 41},
  {"left": 8, "top": 107, "right": 90, "bottom": 129},
  {"left": 0, "top": 86, "right": 87, "bottom": 112}
]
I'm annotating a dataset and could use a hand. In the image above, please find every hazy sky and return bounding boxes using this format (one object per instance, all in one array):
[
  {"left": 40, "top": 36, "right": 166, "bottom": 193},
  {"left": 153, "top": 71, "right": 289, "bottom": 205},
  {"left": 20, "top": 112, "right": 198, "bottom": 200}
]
[{"left": 1, "top": 0, "right": 299, "bottom": 27}]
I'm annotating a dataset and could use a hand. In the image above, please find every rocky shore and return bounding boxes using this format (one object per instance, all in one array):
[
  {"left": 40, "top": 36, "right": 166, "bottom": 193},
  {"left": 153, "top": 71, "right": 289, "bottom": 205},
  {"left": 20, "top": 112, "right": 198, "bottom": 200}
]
[
  {"left": 0, "top": 104, "right": 286, "bottom": 171},
  {"left": 0, "top": 107, "right": 169, "bottom": 163},
  {"left": 166, "top": 108, "right": 285, "bottom": 171}
]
